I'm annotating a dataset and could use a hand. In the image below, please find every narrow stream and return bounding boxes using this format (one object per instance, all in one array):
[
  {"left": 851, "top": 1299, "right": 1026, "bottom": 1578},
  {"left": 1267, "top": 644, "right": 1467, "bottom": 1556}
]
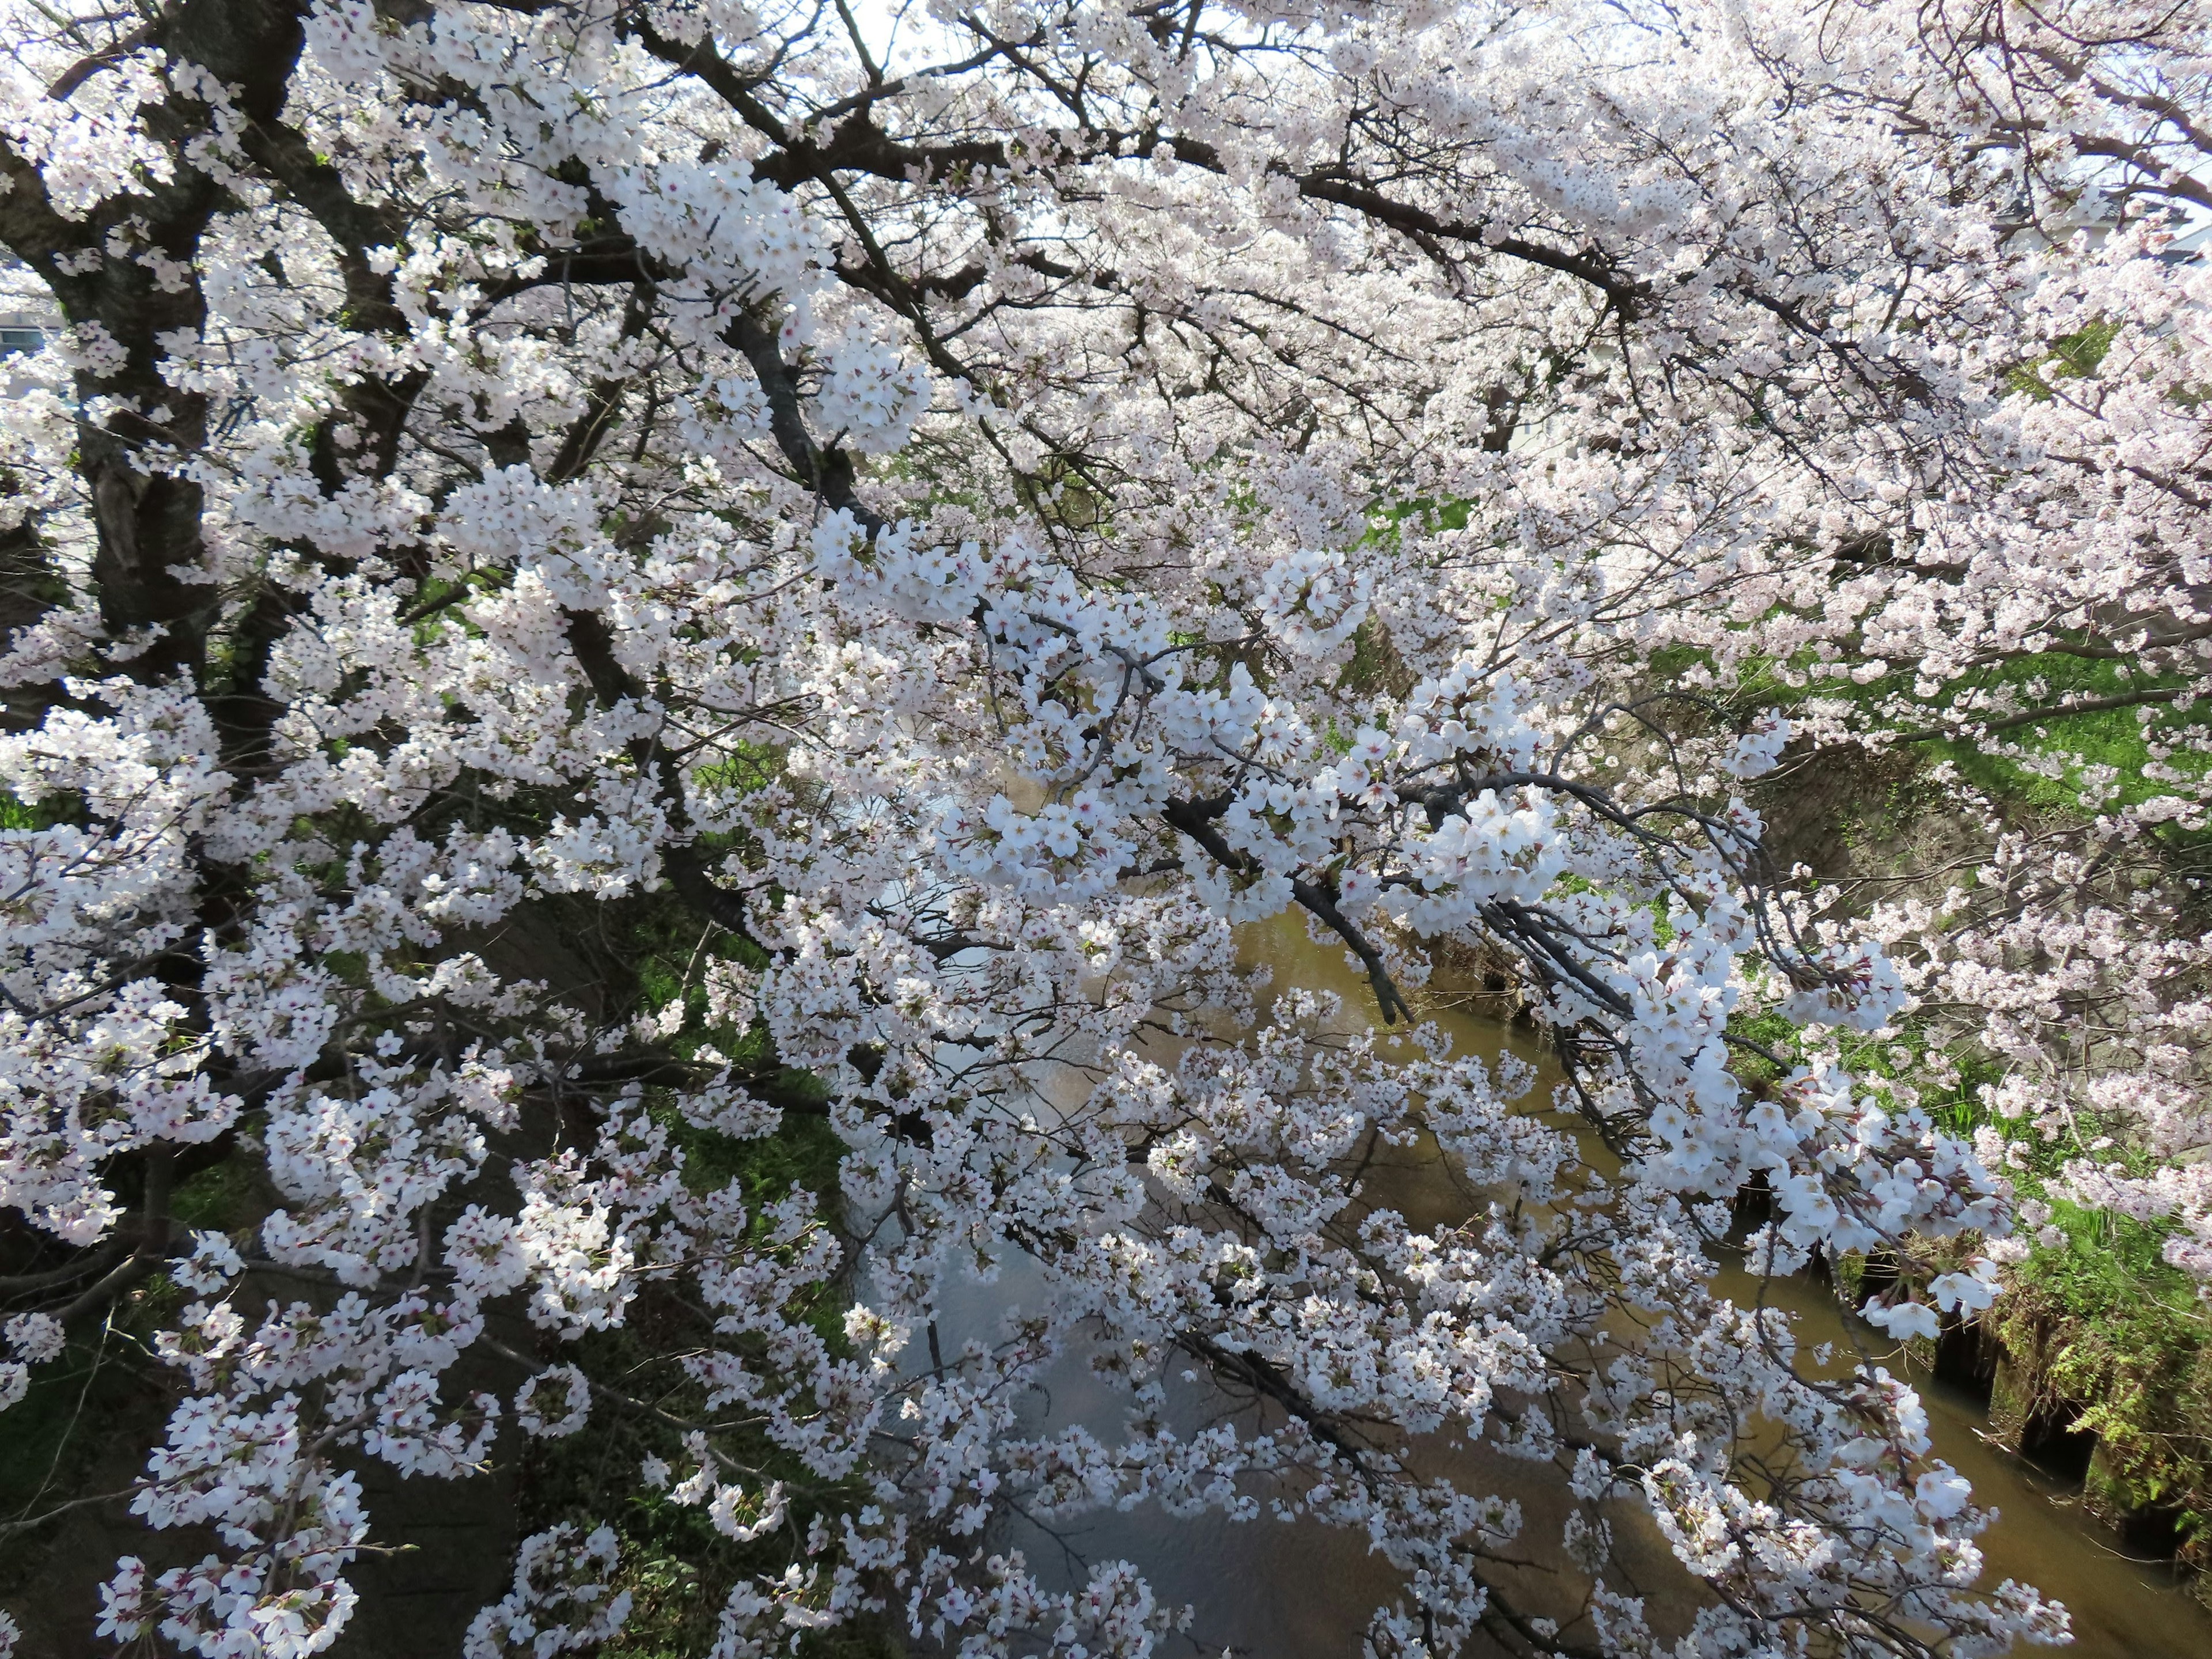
[{"left": 914, "top": 915, "right": 2212, "bottom": 1655}]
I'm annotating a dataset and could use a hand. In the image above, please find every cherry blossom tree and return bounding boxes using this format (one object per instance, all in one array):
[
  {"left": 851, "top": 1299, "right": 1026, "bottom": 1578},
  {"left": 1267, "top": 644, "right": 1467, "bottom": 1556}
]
[{"left": 0, "top": 0, "right": 2205, "bottom": 1652}]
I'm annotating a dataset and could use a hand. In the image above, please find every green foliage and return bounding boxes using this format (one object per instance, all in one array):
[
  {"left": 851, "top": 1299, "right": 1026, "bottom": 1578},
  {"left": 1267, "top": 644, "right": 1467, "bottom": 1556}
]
[
  {"left": 1996, "top": 1206, "right": 2212, "bottom": 1541},
  {"left": 170, "top": 1149, "right": 267, "bottom": 1233},
  {"left": 1364, "top": 496, "right": 1472, "bottom": 541},
  {"left": 1671, "top": 563, "right": 2210, "bottom": 834},
  {"left": 1724, "top": 1008, "right": 1799, "bottom": 1093},
  {"left": 0, "top": 786, "right": 77, "bottom": 831},
  {"left": 2005, "top": 319, "right": 2122, "bottom": 400},
  {"left": 677, "top": 1103, "right": 836, "bottom": 1196},
  {"left": 1737, "top": 635, "right": 2202, "bottom": 814},
  {"left": 1918, "top": 652, "right": 2211, "bottom": 816}
]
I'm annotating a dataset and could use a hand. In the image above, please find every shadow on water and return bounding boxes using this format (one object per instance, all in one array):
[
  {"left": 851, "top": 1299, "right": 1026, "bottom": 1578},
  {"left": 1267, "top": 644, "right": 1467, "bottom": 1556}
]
[{"left": 908, "top": 914, "right": 2212, "bottom": 1657}]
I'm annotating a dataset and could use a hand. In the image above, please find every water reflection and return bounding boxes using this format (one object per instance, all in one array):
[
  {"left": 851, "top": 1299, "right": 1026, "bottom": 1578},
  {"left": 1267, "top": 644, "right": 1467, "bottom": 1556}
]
[{"left": 905, "top": 914, "right": 2212, "bottom": 1656}]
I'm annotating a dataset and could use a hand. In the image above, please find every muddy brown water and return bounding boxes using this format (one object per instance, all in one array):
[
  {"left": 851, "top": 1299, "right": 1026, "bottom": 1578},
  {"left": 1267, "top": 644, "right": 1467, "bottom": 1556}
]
[{"left": 914, "top": 914, "right": 2212, "bottom": 1657}]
